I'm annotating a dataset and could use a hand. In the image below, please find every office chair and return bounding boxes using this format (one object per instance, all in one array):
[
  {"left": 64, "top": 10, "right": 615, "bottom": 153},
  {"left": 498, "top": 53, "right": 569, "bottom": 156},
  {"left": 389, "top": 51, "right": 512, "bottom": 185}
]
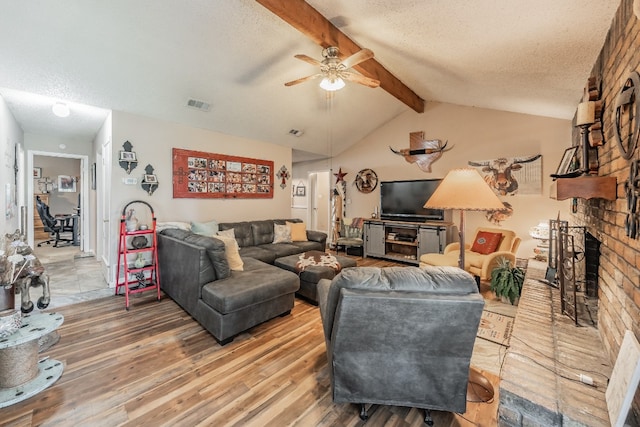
[{"left": 35, "top": 195, "right": 75, "bottom": 247}]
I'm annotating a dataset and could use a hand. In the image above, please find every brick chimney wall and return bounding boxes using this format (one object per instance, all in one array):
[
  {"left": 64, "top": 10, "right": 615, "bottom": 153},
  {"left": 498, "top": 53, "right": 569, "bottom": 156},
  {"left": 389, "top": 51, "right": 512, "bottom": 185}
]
[{"left": 573, "top": 0, "right": 640, "bottom": 363}]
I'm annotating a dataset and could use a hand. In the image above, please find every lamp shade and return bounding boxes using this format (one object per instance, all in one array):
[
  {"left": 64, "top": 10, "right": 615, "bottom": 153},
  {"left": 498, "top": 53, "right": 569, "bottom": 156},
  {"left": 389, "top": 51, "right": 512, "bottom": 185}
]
[
  {"left": 320, "top": 77, "right": 345, "bottom": 91},
  {"left": 576, "top": 101, "right": 595, "bottom": 126},
  {"left": 424, "top": 168, "right": 504, "bottom": 211}
]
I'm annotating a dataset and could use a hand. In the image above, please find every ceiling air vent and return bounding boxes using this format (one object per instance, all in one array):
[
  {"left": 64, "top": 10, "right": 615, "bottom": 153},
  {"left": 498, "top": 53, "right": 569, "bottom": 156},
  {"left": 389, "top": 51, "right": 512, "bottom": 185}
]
[
  {"left": 289, "top": 129, "right": 304, "bottom": 137},
  {"left": 186, "top": 98, "right": 211, "bottom": 112}
]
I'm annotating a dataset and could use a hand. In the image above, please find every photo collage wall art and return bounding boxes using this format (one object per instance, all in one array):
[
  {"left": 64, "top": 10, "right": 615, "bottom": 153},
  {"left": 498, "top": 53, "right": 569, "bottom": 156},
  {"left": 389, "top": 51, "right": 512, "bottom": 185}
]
[{"left": 172, "top": 148, "right": 274, "bottom": 199}]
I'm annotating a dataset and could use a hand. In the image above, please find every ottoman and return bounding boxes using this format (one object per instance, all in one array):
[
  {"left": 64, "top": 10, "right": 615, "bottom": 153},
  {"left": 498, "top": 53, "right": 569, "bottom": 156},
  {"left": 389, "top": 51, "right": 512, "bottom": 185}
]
[
  {"left": 275, "top": 253, "right": 357, "bottom": 304},
  {"left": 419, "top": 253, "right": 460, "bottom": 269},
  {"left": 420, "top": 253, "right": 480, "bottom": 289}
]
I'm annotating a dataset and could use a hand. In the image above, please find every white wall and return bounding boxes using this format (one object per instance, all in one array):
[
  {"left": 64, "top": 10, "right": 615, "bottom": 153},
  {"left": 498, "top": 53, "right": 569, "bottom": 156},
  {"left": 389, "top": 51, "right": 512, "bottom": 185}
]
[
  {"left": 0, "top": 95, "right": 24, "bottom": 235},
  {"left": 295, "top": 102, "right": 573, "bottom": 258},
  {"left": 110, "top": 111, "right": 293, "bottom": 226}
]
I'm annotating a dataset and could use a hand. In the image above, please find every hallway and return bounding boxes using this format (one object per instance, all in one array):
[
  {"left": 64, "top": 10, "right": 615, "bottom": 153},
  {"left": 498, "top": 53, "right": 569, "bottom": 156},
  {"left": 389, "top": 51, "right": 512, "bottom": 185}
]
[{"left": 31, "top": 244, "right": 111, "bottom": 310}]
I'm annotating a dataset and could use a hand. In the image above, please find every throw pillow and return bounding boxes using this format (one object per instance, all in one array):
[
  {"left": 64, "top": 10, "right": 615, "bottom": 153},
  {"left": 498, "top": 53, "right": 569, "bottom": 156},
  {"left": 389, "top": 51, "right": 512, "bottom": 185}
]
[
  {"left": 214, "top": 234, "right": 244, "bottom": 271},
  {"left": 273, "top": 223, "right": 292, "bottom": 243},
  {"left": 470, "top": 231, "right": 503, "bottom": 255},
  {"left": 287, "top": 221, "right": 308, "bottom": 242},
  {"left": 190, "top": 220, "right": 219, "bottom": 236},
  {"left": 217, "top": 228, "right": 236, "bottom": 239},
  {"left": 156, "top": 221, "right": 192, "bottom": 232}
]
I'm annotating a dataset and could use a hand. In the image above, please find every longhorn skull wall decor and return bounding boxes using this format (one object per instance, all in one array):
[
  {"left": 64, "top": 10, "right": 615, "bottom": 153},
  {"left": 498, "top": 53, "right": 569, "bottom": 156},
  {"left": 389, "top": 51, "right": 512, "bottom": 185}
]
[
  {"left": 389, "top": 131, "right": 452, "bottom": 172},
  {"left": 468, "top": 154, "right": 542, "bottom": 196}
]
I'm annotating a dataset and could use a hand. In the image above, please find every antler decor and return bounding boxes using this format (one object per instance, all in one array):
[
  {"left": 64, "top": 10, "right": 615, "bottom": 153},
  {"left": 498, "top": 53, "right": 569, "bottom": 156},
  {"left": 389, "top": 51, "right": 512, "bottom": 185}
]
[{"left": 389, "top": 131, "right": 452, "bottom": 172}]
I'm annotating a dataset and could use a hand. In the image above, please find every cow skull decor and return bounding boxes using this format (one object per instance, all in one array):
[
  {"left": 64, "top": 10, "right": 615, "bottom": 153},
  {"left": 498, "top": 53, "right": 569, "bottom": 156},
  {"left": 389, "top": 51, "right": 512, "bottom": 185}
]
[
  {"left": 390, "top": 131, "right": 452, "bottom": 173},
  {"left": 468, "top": 154, "right": 542, "bottom": 196}
]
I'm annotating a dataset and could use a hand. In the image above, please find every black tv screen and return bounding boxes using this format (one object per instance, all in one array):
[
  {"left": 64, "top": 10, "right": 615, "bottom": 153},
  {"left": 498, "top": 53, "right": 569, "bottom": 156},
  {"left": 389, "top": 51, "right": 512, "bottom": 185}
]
[{"left": 380, "top": 179, "right": 444, "bottom": 221}]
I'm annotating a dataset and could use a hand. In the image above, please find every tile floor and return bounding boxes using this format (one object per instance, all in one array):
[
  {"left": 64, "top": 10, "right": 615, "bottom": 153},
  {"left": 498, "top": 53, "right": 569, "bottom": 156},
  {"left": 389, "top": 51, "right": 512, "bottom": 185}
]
[{"left": 29, "top": 244, "right": 111, "bottom": 310}]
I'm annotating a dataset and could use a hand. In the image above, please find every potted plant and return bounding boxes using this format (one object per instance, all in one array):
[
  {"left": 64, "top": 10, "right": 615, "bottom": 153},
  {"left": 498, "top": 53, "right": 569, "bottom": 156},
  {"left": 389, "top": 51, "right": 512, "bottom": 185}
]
[{"left": 490, "top": 257, "right": 525, "bottom": 305}]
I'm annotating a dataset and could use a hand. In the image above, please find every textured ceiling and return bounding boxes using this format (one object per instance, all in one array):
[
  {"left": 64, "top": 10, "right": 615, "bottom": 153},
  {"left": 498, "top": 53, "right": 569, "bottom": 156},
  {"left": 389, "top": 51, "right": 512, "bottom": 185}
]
[{"left": 0, "top": 1, "right": 620, "bottom": 162}]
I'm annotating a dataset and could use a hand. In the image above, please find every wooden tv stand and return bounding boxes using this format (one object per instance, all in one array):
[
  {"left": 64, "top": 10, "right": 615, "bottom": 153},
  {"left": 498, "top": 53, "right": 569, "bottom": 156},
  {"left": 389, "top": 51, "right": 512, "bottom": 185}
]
[{"left": 363, "top": 219, "right": 454, "bottom": 265}]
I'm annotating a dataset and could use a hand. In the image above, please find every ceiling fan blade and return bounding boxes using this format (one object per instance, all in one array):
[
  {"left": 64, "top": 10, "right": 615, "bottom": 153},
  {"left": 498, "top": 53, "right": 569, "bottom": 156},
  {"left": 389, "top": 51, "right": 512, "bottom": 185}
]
[
  {"left": 284, "top": 73, "right": 322, "bottom": 86},
  {"left": 294, "top": 54, "right": 323, "bottom": 67},
  {"left": 341, "top": 71, "right": 380, "bottom": 88},
  {"left": 341, "top": 48, "right": 374, "bottom": 69}
]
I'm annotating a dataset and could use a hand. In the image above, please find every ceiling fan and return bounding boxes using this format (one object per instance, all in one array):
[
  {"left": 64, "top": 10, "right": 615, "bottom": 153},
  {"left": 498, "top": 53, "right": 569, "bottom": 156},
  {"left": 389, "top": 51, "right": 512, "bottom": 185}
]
[{"left": 285, "top": 46, "right": 381, "bottom": 91}]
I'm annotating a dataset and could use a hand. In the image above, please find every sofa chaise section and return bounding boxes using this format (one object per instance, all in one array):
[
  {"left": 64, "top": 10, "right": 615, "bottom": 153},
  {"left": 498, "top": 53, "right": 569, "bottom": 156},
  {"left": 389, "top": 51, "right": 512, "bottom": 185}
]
[{"left": 158, "top": 229, "right": 299, "bottom": 345}]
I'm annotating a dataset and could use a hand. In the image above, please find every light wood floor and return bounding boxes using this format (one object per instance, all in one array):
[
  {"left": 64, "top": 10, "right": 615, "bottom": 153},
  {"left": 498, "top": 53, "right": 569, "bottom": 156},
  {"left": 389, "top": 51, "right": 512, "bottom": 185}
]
[{"left": 4, "top": 256, "right": 500, "bottom": 427}]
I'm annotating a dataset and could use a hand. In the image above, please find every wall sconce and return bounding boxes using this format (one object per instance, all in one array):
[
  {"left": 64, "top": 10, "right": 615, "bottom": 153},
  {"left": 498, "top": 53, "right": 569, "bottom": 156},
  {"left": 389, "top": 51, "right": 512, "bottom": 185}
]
[
  {"left": 118, "top": 140, "right": 138, "bottom": 175},
  {"left": 141, "top": 164, "right": 158, "bottom": 196},
  {"left": 576, "top": 101, "right": 595, "bottom": 175}
]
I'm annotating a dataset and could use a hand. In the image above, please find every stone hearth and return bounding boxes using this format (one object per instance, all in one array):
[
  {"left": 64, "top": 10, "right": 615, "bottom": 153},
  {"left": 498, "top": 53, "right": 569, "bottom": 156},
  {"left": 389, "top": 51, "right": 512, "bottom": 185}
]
[{"left": 499, "top": 260, "right": 612, "bottom": 426}]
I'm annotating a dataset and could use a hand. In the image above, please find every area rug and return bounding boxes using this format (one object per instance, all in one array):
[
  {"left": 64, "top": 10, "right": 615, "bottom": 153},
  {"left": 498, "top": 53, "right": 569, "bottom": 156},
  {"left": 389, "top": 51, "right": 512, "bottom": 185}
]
[{"left": 477, "top": 310, "right": 514, "bottom": 347}]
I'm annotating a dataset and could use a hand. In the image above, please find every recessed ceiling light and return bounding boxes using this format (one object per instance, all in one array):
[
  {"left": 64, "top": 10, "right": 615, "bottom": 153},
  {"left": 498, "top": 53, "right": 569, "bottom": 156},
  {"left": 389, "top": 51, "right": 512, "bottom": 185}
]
[{"left": 52, "top": 102, "right": 70, "bottom": 117}]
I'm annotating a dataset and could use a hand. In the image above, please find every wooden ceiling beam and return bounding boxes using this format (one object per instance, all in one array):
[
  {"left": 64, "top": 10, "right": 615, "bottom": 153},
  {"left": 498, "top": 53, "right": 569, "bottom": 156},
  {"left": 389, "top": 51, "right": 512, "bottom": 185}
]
[{"left": 255, "top": 0, "right": 425, "bottom": 113}]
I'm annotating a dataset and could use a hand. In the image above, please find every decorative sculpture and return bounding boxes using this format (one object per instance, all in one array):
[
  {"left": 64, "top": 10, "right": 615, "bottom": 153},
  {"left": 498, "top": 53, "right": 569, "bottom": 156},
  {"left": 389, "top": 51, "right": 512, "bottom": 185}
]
[
  {"left": 0, "top": 230, "right": 50, "bottom": 314},
  {"left": 614, "top": 71, "right": 640, "bottom": 160},
  {"left": 390, "top": 131, "right": 451, "bottom": 172},
  {"left": 277, "top": 165, "right": 290, "bottom": 189},
  {"left": 354, "top": 168, "right": 378, "bottom": 193},
  {"left": 625, "top": 160, "right": 640, "bottom": 238}
]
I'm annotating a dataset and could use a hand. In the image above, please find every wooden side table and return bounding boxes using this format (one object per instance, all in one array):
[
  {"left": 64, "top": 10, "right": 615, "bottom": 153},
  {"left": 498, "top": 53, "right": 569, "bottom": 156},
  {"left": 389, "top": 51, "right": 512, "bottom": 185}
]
[{"left": 0, "top": 312, "right": 64, "bottom": 408}]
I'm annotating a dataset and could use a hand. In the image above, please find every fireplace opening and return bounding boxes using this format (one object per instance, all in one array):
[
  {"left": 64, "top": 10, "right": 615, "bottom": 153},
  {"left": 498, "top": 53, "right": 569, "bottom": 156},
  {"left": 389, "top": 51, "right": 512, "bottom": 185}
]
[{"left": 585, "top": 232, "right": 601, "bottom": 298}]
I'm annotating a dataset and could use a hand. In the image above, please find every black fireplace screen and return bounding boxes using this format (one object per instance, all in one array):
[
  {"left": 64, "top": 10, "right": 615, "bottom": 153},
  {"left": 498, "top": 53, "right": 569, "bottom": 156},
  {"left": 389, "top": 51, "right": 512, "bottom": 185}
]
[{"left": 548, "top": 220, "right": 590, "bottom": 325}]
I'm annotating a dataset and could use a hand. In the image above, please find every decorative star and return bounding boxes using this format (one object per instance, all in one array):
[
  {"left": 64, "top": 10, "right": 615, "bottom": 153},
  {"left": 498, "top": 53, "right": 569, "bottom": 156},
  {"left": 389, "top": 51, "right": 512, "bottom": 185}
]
[{"left": 333, "top": 168, "right": 347, "bottom": 184}]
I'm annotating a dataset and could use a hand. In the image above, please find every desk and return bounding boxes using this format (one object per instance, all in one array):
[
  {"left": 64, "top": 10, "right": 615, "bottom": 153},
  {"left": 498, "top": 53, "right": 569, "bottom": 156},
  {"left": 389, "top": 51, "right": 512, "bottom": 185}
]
[{"left": 71, "top": 214, "right": 79, "bottom": 246}]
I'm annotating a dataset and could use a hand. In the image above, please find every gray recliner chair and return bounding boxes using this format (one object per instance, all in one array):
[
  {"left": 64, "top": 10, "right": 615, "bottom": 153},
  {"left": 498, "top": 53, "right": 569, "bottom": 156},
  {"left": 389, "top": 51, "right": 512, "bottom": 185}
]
[{"left": 317, "top": 266, "right": 485, "bottom": 425}]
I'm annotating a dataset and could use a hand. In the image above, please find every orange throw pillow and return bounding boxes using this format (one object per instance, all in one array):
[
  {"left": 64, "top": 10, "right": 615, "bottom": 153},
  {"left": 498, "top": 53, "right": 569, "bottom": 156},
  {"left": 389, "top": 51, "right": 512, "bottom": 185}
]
[{"left": 471, "top": 231, "right": 502, "bottom": 255}]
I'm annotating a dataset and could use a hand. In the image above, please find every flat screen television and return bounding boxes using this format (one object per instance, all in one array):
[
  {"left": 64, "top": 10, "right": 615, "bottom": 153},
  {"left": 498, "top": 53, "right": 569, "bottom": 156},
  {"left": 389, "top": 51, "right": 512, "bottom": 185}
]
[{"left": 379, "top": 179, "right": 444, "bottom": 222}]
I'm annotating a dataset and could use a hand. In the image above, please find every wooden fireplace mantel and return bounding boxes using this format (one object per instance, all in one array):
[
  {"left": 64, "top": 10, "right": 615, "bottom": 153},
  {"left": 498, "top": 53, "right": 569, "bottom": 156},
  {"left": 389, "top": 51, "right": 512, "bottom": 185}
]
[{"left": 550, "top": 175, "right": 617, "bottom": 201}]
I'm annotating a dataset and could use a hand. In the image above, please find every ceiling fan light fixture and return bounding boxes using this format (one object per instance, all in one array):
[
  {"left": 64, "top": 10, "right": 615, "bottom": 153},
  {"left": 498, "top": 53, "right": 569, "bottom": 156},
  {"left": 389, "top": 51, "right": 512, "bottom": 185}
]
[
  {"left": 320, "top": 77, "right": 345, "bottom": 91},
  {"left": 52, "top": 102, "right": 70, "bottom": 117}
]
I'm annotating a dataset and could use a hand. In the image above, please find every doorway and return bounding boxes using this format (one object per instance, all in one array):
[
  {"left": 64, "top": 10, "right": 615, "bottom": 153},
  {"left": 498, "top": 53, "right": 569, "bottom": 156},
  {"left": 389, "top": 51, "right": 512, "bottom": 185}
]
[
  {"left": 27, "top": 150, "right": 110, "bottom": 306},
  {"left": 27, "top": 151, "right": 89, "bottom": 253},
  {"left": 309, "top": 170, "right": 331, "bottom": 241}
]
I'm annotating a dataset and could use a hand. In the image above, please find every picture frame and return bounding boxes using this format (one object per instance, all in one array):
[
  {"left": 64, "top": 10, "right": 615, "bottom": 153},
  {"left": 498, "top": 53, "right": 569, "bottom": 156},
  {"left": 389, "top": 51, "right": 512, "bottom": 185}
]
[
  {"left": 119, "top": 151, "right": 137, "bottom": 162},
  {"left": 295, "top": 185, "right": 306, "bottom": 197},
  {"left": 58, "top": 175, "right": 76, "bottom": 193},
  {"left": 555, "top": 146, "right": 579, "bottom": 176},
  {"left": 33, "top": 167, "right": 42, "bottom": 179},
  {"left": 144, "top": 174, "right": 158, "bottom": 183}
]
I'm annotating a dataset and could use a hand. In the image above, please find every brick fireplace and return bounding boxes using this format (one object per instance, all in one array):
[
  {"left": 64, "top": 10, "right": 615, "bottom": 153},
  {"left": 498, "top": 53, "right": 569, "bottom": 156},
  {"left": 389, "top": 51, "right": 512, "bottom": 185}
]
[
  {"left": 500, "top": 1, "right": 640, "bottom": 424},
  {"left": 571, "top": 0, "right": 640, "bottom": 366}
]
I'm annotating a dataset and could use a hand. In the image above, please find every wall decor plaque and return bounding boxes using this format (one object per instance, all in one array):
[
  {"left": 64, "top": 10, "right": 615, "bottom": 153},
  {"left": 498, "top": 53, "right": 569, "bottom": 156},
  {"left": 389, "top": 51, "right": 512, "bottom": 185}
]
[{"left": 172, "top": 148, "right": 273, "bottom": 199}]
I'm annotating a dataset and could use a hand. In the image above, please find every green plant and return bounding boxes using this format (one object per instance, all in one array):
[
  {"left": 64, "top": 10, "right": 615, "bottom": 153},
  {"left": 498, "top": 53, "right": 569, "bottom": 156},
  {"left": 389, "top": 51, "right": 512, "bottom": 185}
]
[{"left": 490, "top": 257, "right": 525, "bottom": 305}]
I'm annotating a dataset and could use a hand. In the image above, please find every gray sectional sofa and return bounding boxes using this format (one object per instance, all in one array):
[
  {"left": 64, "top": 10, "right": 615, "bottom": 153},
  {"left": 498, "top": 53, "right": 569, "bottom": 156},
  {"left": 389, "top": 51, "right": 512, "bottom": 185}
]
[
  {"left": 218, "top": 218, "right": 327, "bottom": 263},
  {"left": 157, "top": 219, "right": 327, "bottom": 345}
]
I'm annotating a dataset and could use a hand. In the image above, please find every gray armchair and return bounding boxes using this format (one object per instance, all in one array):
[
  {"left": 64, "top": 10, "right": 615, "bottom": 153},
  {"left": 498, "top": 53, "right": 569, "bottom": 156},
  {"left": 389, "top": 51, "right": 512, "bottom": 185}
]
[{"left": 317, "top": 266, "right": 484, "bottom": 425}]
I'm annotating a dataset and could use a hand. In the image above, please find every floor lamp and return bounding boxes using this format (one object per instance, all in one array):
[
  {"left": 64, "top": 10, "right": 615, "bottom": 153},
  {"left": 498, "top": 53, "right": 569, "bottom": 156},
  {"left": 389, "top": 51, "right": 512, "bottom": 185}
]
[{"left": 424, "top": 168, "right": 504, "bottom": 270}]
